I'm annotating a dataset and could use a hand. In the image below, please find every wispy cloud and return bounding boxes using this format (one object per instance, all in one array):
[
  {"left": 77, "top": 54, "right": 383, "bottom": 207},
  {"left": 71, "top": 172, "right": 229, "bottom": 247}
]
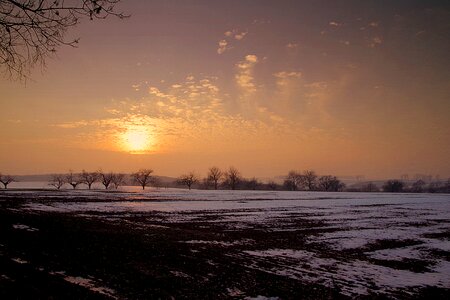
[
  {"left": 235, "top": 55, "right": 259, "bottom": 92},
  {"left": 274, "top": 71, "right": 301, "bottom": 86}
]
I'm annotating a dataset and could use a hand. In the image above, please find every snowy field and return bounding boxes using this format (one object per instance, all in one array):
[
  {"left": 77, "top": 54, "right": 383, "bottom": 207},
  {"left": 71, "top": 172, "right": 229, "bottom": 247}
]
[{"left": 1, "top": 188, "right": 450, "bottom": 298}]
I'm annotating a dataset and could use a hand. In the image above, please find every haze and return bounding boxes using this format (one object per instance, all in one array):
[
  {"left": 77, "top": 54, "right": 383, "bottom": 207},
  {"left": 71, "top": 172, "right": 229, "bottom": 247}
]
[{"left": 1, "top": 0, "right": 449, "bottom": 179}]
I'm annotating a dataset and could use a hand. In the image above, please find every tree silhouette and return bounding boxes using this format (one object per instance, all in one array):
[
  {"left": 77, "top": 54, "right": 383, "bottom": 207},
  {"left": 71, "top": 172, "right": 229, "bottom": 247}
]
[
  {"left": 99, "top": 171, "right": 114, "bottom": 189},
  {"left": 411, "top": 180, "right": 426, "bottom": 193},
  {"left": 245, "top": 177, "right": 259, "bottom": 190},
  {"left": 177, "top": 172, "right": 198, "bottom": 190},
  {"left": 80, "top": 170, "right": 99, "bottom": 190},
  {"left": 207, "top": 166, "right": 222, "bottom": 190},
  {"left": 284, "top": 170, "right": 302, "bottom": 191},
  {"left": 49, "top": 174, "right": 65, "bottom": 190},
  {"left": 65, "top": 170, "right": 81, "bottom": 189},
  {"left": 224, "top": 167, "right": 241, "bottom": 190},
  {"left": 111, "top": 173, "right": 126, "bottom": 189},
  {"left": 0, "top": 0, "right": 127, "bottom": 80},
  {"left": 302, "top": 170, "right": 317, "bottom": 191},
  {"left": 0, "top": 173, "right": 15, "bottom": 189},
  {"left": 267, "top": 180, "right": 278, "bottom": 190},
  {"left": 383, "top": 180, "right": 404, "bottom": 193},
  {"left": 131, "top": 169, "right": 154, "bottom": 190},
  {"left": 318, "top": 175, "right": 345, "bottom": 192}
]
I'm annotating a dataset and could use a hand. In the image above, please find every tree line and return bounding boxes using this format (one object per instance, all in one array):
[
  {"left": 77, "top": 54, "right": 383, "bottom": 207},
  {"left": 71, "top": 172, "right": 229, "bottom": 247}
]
[
  {"left": 176, "top": 168, "right": 347, "bottom": 192},
  {"left": 0, "top": 169, "right": 449, "bottom": 193},
  {"left": 46, "top": 169, "right": 157, "bottom": 190},
  {"left": 349, "top": 179, "right": 450, "bottom": 194}
]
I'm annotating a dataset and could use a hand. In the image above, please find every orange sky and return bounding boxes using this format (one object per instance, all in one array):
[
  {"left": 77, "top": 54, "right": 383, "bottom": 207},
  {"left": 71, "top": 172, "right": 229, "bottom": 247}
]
[{"left": 1, "top": 1, "right": 449, "bottom": 179}]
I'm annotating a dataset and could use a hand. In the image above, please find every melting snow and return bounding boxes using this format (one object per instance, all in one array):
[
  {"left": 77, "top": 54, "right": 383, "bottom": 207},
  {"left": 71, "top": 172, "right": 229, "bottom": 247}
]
[
  {"left": 5, "top": 189, "right": 450, "bottom": 296},
  {"left": 12, "top": 224, "right": 39, "bottom": 232},
  {"left": 63, "top": 276, "right": 117, "bottom": 298},
  {"left": 11, "top": 258, "right": 28, "bottom": 264}
]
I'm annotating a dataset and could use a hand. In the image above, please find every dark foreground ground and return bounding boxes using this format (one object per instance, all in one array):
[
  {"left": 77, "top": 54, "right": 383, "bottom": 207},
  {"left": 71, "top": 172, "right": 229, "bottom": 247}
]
[{"left": 0, "top": 192, "right": 449, "bottom": 299}]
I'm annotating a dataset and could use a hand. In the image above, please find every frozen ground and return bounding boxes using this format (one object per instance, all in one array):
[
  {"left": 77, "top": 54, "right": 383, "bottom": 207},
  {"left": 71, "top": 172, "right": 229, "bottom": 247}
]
[{"left": 1, "top": 188, "right": 449, "bottom": 298}]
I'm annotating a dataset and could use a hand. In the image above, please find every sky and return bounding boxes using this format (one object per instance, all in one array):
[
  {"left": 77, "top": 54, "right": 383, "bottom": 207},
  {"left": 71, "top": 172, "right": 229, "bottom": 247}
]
[{"left": 0, "top": 0, "right": 449, "bottom": 179}]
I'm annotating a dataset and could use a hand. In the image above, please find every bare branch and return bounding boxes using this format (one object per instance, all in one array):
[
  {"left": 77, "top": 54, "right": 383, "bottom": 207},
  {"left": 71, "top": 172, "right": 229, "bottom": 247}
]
[{"left": 0, "top": 0, "right": 128, "bottom": 80}]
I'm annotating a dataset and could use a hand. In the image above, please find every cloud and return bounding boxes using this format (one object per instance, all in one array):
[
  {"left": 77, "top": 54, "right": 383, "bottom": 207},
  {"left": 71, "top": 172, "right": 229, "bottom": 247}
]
[
  {"left": 274, "top": 71, "right": 301, "bottom": 86},
  {"left": 217, "top": 39, "right": 231, "bottom": 54},
  {"left": 235, "top": 55, "right": 259, "bottom": 92},
  {"left": 286, "top": 43, "right": 299, "bottom": 49},
  {"left": 55, "top": 120, "right": 90, "bottom": 129},
  {"left": 329, "top": 21, "right": 342, "bottom": 27},
  {"left": 53, "top": 69, "right": 347, "bottom": 158},
  {"left": 368, "top": 36, "right": 382, "bottom": 48},
  {"left": 234, "top": 31, "right": 248, "bottom": 40},
  {"left": 217, "top": 29, "right": 248, "bottom": 54}
]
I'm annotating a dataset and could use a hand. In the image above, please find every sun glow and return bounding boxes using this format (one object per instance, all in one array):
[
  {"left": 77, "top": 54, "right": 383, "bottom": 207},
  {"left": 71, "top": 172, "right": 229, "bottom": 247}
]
[{"left": 122, "top": 128, "right": 152, "bottom": 153}]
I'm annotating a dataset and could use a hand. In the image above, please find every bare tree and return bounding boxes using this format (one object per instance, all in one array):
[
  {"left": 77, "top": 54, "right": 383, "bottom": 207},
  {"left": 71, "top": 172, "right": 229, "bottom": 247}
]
[
  {"left": 284, "top": 170, "right": 302, "bottom": 191},
  {"left": 65, "top": 170, "right": 81, "bottom": 189},
  {"left": 48, "top": 174, "right": 65, "bottom": 190},
  {"left": 427, "top": 181, "right": 442, "bottom": 193},
  {"left": 207, "top": 166, "right": 222, "bottom": 190},
  {"left": 0, "top": 173, "right": 15, "bottom": 189},
  {"left": 245, "top": 177, "right": 259, "bottom": 190},
  {"left": 383, "top": 180, "right": 404, "bottom": 193},
  {"left": 177, "top": 172, "right": 198, "bottom": 190},
  {"left": 267, "top": 180, "right": 278, "bottom": 190},
  {"left": 80, "top": 170, "right": 99, "bottom": 190},
  {"left": 302, "top": 170, "right": 317, "bottom": 191},
  {"left": 444, "top": 179, "right": 450, "bottom": 193},
  {"left": 200, "top": 177, "right": 211, "bottom": 189},
  {"left": 111, "top": 173, "right": 126, "bottom": 189},
  {"left": 131, "top": 169, "right": 154, "bottom": 190},
  {"left": 411, "top": 180, "right": 426, "bottom": 193},
  {"left": 224, "top": 167, "right": 241, "bottom": 190},
  {"left": 318, "top": 175, "right": 345, "bottom": 192},
  {"left": 99, "top": 171, "right": 114, "bottom": 189},
  {"left": 0, "top": 0, "right": 127, "bottom": 80}
]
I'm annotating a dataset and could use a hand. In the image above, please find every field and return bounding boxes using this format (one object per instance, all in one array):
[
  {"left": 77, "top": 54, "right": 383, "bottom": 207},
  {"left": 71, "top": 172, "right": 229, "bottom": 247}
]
[{"left": 1, "top": 188, "right": 449, "bottom": 299}]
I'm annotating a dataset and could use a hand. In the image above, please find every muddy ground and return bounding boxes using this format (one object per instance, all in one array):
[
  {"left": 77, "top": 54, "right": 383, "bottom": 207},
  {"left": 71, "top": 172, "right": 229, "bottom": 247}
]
[{"left": 0, "top": 191, "right": 449, "bottom": 299}]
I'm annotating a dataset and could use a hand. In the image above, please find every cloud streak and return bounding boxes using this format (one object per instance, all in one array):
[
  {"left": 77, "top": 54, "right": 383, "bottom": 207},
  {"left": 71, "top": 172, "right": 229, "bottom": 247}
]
[{"left": 235, "top": 55, "right": 259, "bottom": 92}]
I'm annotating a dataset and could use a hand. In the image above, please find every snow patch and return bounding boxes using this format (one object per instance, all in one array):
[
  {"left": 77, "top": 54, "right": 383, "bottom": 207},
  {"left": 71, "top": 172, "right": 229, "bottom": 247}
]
[
  {"left": 11, "top": 258, "right": 28, "bottom": 264},
  {"left": 63, "top": 276, "right": 117, "bottom": 298},
  {"left": 242, "top": 248, "right": 450, "bottom": 296},
  {"left": 12, "top": 224, "right": 39, "bottom": 232}
]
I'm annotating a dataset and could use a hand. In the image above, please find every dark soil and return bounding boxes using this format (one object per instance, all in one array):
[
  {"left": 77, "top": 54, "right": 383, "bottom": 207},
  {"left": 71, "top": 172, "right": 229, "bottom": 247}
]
[{"left": 0, "top": 194, "right": 449, "bottom": 300}]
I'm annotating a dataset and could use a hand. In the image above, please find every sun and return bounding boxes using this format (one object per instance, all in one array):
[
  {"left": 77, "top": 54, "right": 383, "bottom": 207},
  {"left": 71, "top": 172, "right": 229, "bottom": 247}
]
[{"left": 122, "top": 129, "right": 152, "bottom": 153}]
